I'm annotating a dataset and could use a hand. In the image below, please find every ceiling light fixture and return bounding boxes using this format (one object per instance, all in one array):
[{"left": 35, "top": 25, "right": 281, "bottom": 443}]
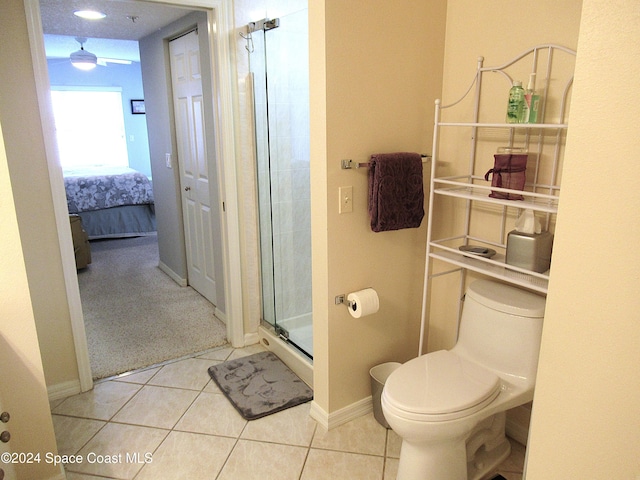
[
  {"left": 73, "top": 10, "right": 106, "bottom": 20},
  {"left": 70, "top": 37, "right": 97, "bottom": 71}
]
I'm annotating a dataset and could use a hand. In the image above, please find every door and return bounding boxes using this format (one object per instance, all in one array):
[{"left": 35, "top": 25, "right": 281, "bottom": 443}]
[
  {"left": 169, "top": 30, "right": 218, "bottom": 305},
  {"left": 0, "top": 392, "right": 15, "bottom": 480},
  {"left": 251, "top": 12, "right": 313, "bottom": 358},
  {"left": 0, "top": 120, "right": 55, "bottom": 480}
]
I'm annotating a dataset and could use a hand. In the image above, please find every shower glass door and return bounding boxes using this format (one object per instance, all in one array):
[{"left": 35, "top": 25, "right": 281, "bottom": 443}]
[{"left": 250, "top": 8, "right": 312, "bottom": 359}]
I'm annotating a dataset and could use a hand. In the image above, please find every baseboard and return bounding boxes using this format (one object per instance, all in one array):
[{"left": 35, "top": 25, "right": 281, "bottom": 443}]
[
  {"left": 244, "top": 332, "right": 259, "bottom": 345},
  {"left": 310, "top": 397, "right": 530, "bottom": 440},
  {"left": 309, "top": 396, "right": 373, "bottom": 431},
  {"left": 48, "top": 379, "right": 81, "bottom": 402},
  {"left": 215, "top": 307, "right": 227, "bottom": 324},
  {"left": 158, "top": 261, "right": 187, "bottom": 287},
  {"left": 309, "top": 401, "right": 328, "bottom": 429},
  {"left": 157, "top": 262, "right": 227, "bottom": 324}
]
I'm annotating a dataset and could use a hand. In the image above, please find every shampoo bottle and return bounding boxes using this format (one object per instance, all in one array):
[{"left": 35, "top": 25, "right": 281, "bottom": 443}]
[
  {"left": 522, "top": 73, "right": 540, "bottom": 123},
  {"left": 506, "top": 80, "right": 525, "bottom": 123}
]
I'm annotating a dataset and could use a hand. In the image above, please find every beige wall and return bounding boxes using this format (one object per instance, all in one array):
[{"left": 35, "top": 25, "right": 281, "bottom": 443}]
[
  {"left": 0, "top": 110, "right": 62, "bottom": 480},
  {"left": 0, "top": 0, "right": 79, "bottom": 390},
  {"left": 311, "top": 0, "right": 447, "bottom": 413},
  {"left": 427, "top": 0, "right": 583, "bottom": 351},
  {"left": 526, "top": 0, "right": 640, "bottom": 477}
]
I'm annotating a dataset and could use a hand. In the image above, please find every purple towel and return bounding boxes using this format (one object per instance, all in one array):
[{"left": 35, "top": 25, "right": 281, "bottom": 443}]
[{"left": 368, "top": 152, "right": 424, "bottom": 232}]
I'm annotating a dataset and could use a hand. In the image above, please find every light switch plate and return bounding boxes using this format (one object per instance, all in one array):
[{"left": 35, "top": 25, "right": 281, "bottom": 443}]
[{"left": 339, "top": 186, "right": 353, "bottom": 214}]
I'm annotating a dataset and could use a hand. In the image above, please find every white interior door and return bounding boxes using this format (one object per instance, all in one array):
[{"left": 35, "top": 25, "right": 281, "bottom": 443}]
[{"left": 169, "top": 30, "right": 218, "bottom": 305}]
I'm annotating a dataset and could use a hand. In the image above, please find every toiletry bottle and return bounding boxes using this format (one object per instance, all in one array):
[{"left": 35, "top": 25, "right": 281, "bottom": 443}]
[
  {"left": 506, "top": 80, "right": 525, "bottom": 123},
  {"left": 522, "top": 73, "right": 540, "bottom": 123}
]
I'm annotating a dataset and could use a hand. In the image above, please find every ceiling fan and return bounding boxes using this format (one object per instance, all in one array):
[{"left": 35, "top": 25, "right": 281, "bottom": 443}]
[{"left": 69, "top": 37, "right": 131, "bottom": 70}]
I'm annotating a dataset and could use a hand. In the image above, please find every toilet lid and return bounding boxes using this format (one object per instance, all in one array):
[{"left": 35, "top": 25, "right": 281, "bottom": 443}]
[{"left": 384, "top": 350, "right": 500, "bottom": 416}]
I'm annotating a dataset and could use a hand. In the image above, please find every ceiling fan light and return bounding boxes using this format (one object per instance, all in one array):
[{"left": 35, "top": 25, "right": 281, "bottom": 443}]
[
  {"left": 72, "top": 62, "right": 97, "bottom": 71},
  {"left": 98, "top": 58, "right": 132, "bottom": 65},
  {"left": 73, "top": 10, "right": 106, "bottom": 20},
  {"left": 70, "top": 48, "right": 97, "bottom": 70}
]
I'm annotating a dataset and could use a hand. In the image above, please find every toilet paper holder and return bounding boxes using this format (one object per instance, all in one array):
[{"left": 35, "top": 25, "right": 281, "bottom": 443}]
[
  {"left": 335, "top": 294, "right": 354, "bottom": 309},
  {"left": 336, "top": 288, "right": 380, "bottom": 318}
]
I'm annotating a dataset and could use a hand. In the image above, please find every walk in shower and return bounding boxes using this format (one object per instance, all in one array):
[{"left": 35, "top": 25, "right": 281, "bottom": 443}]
[{"left": 248, "top": 9, "right": 312, "bottom": 359}]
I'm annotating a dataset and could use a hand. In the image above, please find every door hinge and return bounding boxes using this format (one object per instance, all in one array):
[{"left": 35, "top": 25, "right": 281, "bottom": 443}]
[
  {"left": 275, "top": 325, "right": 289, "bottom": 341},
  {"left": 248, "top": 18, "right": 280, "bottom": 33},
  {"left": 264, "top": 18, "right": 280, "bottom": 30}
]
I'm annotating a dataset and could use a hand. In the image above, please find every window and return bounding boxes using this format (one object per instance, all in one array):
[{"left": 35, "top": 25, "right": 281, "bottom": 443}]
[{"left": 50, "top": 87, "right": 129, "bottom": 169}]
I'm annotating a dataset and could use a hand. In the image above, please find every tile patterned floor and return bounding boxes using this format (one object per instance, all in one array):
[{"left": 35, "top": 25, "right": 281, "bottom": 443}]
[{"left": 51, "top": 344, "right": 525, "bottom": 479}]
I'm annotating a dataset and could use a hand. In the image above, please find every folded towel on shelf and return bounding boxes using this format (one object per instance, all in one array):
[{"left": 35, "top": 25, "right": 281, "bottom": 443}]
[{"left": 368, "top": 152, "right": 424, "bottom": 232}]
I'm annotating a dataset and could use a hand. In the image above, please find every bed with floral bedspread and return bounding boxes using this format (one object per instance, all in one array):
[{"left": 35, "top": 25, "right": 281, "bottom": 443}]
[{"left": 63, "top": 166, "right": 156, "bottom": 239}]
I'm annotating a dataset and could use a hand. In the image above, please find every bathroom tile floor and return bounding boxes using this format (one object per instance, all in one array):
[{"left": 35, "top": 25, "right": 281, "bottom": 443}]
[{"left": 51, "top": 344, "right": 525, "bottom": 479}]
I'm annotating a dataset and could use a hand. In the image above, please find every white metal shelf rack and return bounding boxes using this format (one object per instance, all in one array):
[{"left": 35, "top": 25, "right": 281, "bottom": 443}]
[{"left": 419, "top": 44, "right": 577, "bottom": 355}]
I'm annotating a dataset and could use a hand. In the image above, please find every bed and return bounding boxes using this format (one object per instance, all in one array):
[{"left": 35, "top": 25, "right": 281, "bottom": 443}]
[{"left": 63, "top": 166, "right": 156, "bottom": 239}]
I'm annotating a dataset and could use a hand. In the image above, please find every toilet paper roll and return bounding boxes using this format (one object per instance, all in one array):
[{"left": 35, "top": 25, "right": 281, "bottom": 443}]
[{"left": 347, "top": 288, "right": 379, "bottom": 318}]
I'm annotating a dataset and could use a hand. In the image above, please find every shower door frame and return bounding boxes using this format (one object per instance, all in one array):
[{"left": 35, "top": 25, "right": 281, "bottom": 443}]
[{"left": 249, "top": 10, "right": 313, "bottom": 360}]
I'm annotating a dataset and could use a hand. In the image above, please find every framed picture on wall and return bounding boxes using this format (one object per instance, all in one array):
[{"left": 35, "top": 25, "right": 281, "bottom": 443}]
[{"left": 130, "top": 99, "right": 145, "bottom": 114}]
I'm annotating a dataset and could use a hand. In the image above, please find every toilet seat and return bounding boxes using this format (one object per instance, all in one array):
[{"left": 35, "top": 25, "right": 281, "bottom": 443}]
[{"left": 383, "top": 350, "right": 500, "bottom": 422}]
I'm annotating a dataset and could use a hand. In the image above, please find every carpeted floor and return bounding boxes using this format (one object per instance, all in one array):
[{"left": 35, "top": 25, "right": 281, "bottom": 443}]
[{"left": 78, "top": 234, "right": 228, "bottom": 380}]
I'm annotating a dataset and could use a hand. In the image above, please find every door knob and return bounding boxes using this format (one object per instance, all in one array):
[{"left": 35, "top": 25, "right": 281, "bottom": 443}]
[
  {"left": 0, "top": 431, "right": 9, "bottom": 443},
  {"left": 184, "top": 186, "right": 191, "bottom": 191},
  {"left": 0, "top": 412, "right": 8, "bottom": 423}
]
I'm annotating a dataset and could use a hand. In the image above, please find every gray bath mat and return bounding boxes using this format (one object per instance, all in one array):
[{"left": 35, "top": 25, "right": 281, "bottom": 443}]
[{"left": 208, "top": 351, "right": 313, "bottom": 420}]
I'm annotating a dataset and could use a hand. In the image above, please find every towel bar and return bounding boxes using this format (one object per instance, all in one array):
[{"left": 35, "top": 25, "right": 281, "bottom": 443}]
[{"left": 341, "top": 154, "right": 431, "bottom": 170}]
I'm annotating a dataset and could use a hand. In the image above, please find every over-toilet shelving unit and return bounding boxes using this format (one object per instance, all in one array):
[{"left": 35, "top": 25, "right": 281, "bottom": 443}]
[{"left": 419, "top": 44, "right": 577, "bottom": 354}]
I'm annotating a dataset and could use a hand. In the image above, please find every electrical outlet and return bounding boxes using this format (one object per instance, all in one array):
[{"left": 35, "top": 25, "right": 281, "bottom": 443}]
[
  {"left": 165, "top": 153, "right": 172, "bottom": 168},
  {"left": 339, "top": 186, "right": 353, "bottom": 214}
]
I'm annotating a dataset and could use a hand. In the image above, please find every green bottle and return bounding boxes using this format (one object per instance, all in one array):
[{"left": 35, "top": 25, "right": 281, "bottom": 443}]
[{"left": 506, "top": 80, "right": 525, "bottom": 123}]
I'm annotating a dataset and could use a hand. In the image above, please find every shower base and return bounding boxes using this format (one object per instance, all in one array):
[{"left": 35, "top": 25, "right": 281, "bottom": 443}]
[{"left": 259, "top": 325, "right": 313, "bottom": 387}]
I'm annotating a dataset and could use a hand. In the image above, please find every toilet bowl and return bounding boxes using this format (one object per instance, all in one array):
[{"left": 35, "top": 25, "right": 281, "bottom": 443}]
[{"left": 381, "top": 279, "right": 545, "bottom": 480}]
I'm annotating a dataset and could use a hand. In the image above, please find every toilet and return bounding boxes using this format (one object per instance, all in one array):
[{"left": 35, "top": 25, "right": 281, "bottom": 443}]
[{"left": 381, "top": 279, "right": 545, "bottom": 480}]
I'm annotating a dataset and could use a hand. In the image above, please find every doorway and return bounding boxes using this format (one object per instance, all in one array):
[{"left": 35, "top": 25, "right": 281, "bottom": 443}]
[
  {"left": 44, "top": 8, "right": 224, "bottom": 376},
  {"left": 249, "top": 8, "right": 312, "bottom": 358},
  {"left": 25, "top": 0, "right": 244, "bottom": 392}
]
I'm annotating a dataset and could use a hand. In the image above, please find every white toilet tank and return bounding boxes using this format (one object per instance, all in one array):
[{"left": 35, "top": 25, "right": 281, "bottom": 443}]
[{"left": 451, "top": 280, "right": 546, "bottom": 386}]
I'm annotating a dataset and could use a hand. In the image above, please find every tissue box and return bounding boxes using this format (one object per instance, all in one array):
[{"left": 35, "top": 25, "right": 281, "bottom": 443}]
[{"left": 506, "top": 230, "right": 553, "bottom": 273}]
